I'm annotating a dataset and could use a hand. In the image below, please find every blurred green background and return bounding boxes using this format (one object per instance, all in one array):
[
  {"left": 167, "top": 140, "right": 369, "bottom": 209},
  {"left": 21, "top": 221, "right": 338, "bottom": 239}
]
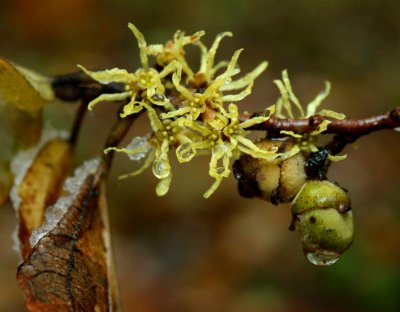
[{"left": 1, "top": 0, "right": 400, "bottom": 311}]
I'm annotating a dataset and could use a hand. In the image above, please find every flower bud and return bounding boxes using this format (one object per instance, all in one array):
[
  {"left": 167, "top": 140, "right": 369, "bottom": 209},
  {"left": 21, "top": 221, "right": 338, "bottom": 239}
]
[
  {"left": 291, "top": 180, "right": 354, "bottom": 266},
  {"left": 233, "top": 139, "right": 306, "bottom": 204}
]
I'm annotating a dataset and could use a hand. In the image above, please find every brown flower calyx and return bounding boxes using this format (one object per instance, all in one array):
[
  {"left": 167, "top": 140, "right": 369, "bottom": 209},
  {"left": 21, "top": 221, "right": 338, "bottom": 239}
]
[{"left": 233, "top": 139, "right": 307, "bottom": 205}]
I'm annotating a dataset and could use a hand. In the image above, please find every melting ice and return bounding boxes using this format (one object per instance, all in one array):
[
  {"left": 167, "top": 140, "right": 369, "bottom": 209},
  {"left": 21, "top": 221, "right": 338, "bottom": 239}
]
[{"left": 29, "top": 158, "right": 101, "bottom": 247}]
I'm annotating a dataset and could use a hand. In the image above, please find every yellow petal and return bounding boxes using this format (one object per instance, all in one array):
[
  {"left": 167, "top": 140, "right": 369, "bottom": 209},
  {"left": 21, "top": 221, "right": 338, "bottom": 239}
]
[
  {"left": 87, "top": 91, "right": 132, "bottom": 111},
  {"left": 319, "top": 109, "right": 345, "bottom": 120},
  {"left": 274, "top": 78, "right": 293, "bottom": 118},
  {"left": 120, "top": 99, "right": 143, "bottom": 118},
  {"left": 306, "top": 81, "right": 331, "bottom": 117},
  {"left": 310, "top": 119, "right": 331, "bottom": 135},
  {"left": 119, "top": 149, "right": 155, "bottom": 179},
  {"left": 327, "top": 154, "right": 347, "bottom": 161},
  {"left": 280, "top": 130, "right": 303, "bottom": 139},
  {"left": 160, "top": 107, "right": 192, "bottom": 119},
  {"left": 156, "top": 174, "right": 172, "bottom": 196},
  {"left": 152, "top": 140, "right": 171, "bottom": 179},
  {"left": 222, "top": 80, "right": 253, "bottom": 102},
  {"left": 236, "top": 136, "right": 278, "bottom": 160},
  {"left": 78, "top": 65, "right": 133, "bottom": 84},
  {"left": 141, "top": 103, "right": 163, "bottom": 132},
  {"left": 221, "top": 61, "right": 268, "bottom": 91},
  {"left": 203, "top": 178, "right": 222, "bottom": 198},
  {"left": 176, "top": 143, "right": 196, "bottom": 163},
  {"left": 214, "top": 48, "right": 242, "bottom": 82},
  {"left": 128, "top": 23, "right": 149, "bottom": 70},
  {"left": 204, "top": 32, "right": 233, "bottom": 75},
  {"left": 282, "top": 70, "right": 304, "bottom": 117}
]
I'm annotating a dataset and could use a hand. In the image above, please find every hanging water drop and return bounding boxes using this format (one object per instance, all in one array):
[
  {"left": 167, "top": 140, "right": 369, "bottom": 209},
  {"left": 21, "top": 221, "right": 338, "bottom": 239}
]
[
  {"left": 177, "top": 143, "right": 195, "bottom": 162},
  {"left": 150, "top": 93, "right": 167, "bottom": 105},
  {"left": 152, "top": 158, "right": 170, "bottom": 179},
  {"left": 216, "top": 167, "right": 226, "bottom": 175},
  {"left": 305, "top": 251, "right": 340, "bottom": 266}
]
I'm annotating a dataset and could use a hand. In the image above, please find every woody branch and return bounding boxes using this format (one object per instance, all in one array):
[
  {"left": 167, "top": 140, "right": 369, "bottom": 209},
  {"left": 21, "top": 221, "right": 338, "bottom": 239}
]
[{"left": 51, "top": 71, "right": 400, "bottom": 156}]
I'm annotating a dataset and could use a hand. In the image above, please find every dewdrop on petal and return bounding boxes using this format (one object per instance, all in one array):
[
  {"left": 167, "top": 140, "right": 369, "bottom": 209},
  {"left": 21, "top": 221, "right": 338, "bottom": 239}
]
[{"left": 125, "top": 136, "right": 152, "bottom": 161}]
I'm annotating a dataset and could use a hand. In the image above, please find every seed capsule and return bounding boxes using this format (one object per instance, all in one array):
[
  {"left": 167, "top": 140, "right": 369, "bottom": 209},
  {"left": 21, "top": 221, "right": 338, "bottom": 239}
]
[
  {"left": 291, "top": 180, "right": 354, "bottom": 266},
  {"left": 233, "top": 139, "right": 306, "bottom": 204}
]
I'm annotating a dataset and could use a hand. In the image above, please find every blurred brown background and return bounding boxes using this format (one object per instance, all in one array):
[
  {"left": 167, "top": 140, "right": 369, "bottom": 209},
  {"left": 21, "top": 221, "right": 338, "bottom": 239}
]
[{"left": 1, "top": 0, "right": 400, "bottom": 311}]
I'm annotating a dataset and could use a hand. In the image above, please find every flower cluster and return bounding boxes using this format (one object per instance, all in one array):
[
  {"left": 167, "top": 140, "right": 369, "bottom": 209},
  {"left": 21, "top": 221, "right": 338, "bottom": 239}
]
[
  {"left": 79, "top": 23, "right": 291, "bottom": 197},
  {"left": 273, "top": 70, "right": 346, "bottom": 161}
]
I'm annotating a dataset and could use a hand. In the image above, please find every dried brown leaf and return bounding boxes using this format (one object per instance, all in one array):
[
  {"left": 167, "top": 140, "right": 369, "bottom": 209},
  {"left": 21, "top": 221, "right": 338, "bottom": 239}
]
[
  {"left": 0, "top": 163, "right": 13, "bottom": 207},
  {"left": 17, "top": 160, "right": 119, "bottom": 311},
  {"left": 15, "top": 139, "right": 73, "bottom": 258},
  {"left": 0, "top": 57, "right": 47, "bottom": 207}
]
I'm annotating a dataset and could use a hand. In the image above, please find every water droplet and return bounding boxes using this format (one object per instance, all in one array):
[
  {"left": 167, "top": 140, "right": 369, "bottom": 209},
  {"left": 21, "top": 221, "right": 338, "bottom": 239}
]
[
  {"left": 213, "top": 142, "right": 227, "bottom": 156},
  {"left": 304, "top": 250, "right": 340, "bottom": 266},
  {"left": 178, "top": 143, "right": 195, "bottom": 162},
  {"left": 126, "top": 136, "right": 151, "bottom": 160},
  {"left": 152, "top": 159, "right": 170, "bottom": 179},
  {"left": 151, "top": 93, "right": 167, "bottom": 105},
  {"left": 216, "top": 167, "right": 226, "bottom": 174}
]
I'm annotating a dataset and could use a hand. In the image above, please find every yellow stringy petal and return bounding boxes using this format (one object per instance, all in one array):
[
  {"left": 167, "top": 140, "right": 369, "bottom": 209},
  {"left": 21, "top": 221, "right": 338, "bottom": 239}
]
[
  {"left": 120, "top": 100, "right": 143, "bottom": 118},
  {"left": 328, "top": 154, "right": 347, "bottom": 161},
  {"left": 128, "top": 22, "right": 149, "bottom": 70},
  {"left": 203, "top": 179, "right": 222, "bottom": 198},
  {"left": 305, "top": 81, "right": 331, "bottom": 117},
  {"left": 87, "top": 92, "right": 132, "bottom": 110},
  {"left": 236, "top": 136, "right": 278, "bottom": 161},
  {"left": 221, "top": 61, "right": 268, "bottom": 91},
  {"left": 119, "top": 149, "right": 155, "bottom": 179},
  {"left": 222, "top": 81, "right": 253, "bottom": 102},
  {"left": 280, "top": 130, "right": 303, "bottom": 139},
  {"left": 311, "top": 119, "right": 331, "bottom": 135},
  {"left": 239, "top": 105, "right": 275, "bottom": 129},
  {"left": 156, "top": 174, "right": 172, "bottom": 196},
  {"left": 281, "top": 70, "right": 304, "bottom": 117},
  {"left": 319, "top": 109, "right": 346, "bottom": 120},
  {"left": 201, "top": 32, "right": 232, "bottom": 76},
  {"left": 77, "top": 65, "right": 133, "bottom": 84},
  {"left": 213, "top": 49, "right": 242, "bottom": 83},
  {"left": 152, "top": 140, "right": 171, "bottom": 179},
  {"left": 81, "top": 23, "right": 347, "bottom": 198},
  {"left": 274, "top": 79, "right": 294, "bottom": 118}
]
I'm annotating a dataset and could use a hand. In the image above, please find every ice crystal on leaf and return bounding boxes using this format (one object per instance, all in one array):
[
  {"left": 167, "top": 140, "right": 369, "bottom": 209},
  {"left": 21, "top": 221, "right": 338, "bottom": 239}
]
[
  {"left": 29, "top": 158, "right": 100, "bottom": 247},
  {"left": 10, "top": 126, "right": 69, "bottom": 209}
]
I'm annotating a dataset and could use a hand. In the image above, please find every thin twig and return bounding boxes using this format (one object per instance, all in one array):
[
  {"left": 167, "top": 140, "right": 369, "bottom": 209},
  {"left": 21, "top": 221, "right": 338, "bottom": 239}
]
[
  {"left": 53, "top": 71, "right": 400, "bottom": 141},
  {"left": 52, "top": 71, "right": 144, "bottom": 175},
  {"left": 101, "top": 113, "right": 143, "bottom": 174},
  {"left": 51, "top": 71, "right": 124, "bottom": 102},
  {"left": 245, "top": 107, "right": 400, "bottom": 180},
  {"left": 243, "top": 107, "right": 400, "bottom": 136},
  {"left": 68, "top": 99, "right": 88, "bottom": 146},
  {"left": 52, "top": 71, "right": 400, "bottom": 173}
]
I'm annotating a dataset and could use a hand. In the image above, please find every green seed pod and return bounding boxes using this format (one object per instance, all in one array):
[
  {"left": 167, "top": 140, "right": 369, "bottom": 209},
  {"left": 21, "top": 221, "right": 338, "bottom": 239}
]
[
  {"left": 291, "top": 180, "right": 354, "bottom": 266},
  {"left": 233, "top": 139, "right": 306, "bottom": 204}
]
